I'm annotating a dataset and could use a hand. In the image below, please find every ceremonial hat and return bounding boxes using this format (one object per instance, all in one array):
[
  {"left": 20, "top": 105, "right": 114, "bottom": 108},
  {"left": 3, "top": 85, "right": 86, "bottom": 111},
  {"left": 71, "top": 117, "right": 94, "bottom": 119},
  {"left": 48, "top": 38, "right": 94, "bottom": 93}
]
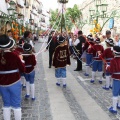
[
  {"left": 87, "top": 34, "right": 94, "bottom": 41},
  {"left": 113, "top": 46, "right": 120, "bottom": 55},
  {"left": 58, "top": 36, "right": 65, "bottom": 44},
  {"left": 23, "top": 43, "right": 32, "bottom": 52},
  {"left": 0, "top": 34, "right": 15, "bottom": 49},
  {"left": 94, "top": 37, "right": 101, "bottom": 43},
  {"left": 105, "top": 38, "right": 114, "bottom": 46}
]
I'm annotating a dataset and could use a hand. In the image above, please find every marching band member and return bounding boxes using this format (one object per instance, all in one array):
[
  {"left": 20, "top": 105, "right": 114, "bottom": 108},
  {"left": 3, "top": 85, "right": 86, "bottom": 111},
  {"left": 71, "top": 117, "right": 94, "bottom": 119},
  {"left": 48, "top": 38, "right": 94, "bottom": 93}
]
[
  {"left": 98, "top": 38, "right": 114, "bottom": 90},
  {"left": 53, "top": 36, "right": 71, "bottom": 88},
  {"left": 83, "top": 34, "right": 94, "bottom": 76},
  {"left": 23, "top": 43, "right": 36, "bottom": 100},
  {"left": 106, "top": 46, "right": 120, "bottom": 114},
  {"left": 15, "top": 39, "right": 26, "bottom": 88},
  {"left": 0, "top": 35, "right": 25, "bottom": 120},
  {"left": 88, "top": 37, "right": 104, "bottom": 84}
]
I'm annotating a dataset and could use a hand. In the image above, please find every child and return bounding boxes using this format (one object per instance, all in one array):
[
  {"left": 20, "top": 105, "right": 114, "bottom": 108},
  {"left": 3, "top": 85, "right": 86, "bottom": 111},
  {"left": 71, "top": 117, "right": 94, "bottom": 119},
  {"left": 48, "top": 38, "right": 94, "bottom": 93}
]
[
  {"left": 23, "top": 43, "right": 36, "bottom": 100},
  {"left": 53, "top": 36, "right": 71, "bottom": 88},
  {"left": 98, "top": 38, "right": 114, "bottom": 90},
  {"left": 0, "top": 35, "right": 25, "bottom": 120},
  {"left": 83, "top": 34, "right": 94, "bottom": 76},
  {"left": 16, "top": 39, "right": 26, "bottom": 88},
  {"left": 106, "top": 46, "right": 120, "bottom": 114},
  {"left": 88, "top": 37, "right": 104, "bottom": 84}
]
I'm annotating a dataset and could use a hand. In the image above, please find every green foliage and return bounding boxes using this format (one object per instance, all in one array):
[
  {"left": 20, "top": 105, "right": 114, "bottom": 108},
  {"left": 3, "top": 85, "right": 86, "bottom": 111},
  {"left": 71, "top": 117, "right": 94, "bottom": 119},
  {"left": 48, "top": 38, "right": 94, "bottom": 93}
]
[{"left": 49, "top": 4, "right": 82, "bottom": 31}]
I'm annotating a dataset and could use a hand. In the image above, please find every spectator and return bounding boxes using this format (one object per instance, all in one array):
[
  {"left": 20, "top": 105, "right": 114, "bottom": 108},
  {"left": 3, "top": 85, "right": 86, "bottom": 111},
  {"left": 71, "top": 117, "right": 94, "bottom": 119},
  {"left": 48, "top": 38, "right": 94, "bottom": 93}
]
[
  {"left": 24, "top": 31, "right": 35, "bottom": 53},
  {"left": 114, "top": 33, "right": 120, "bottom": 46},
  {"left": 7, "top": 30, "right": 13, "bottom": 39},
  {"left": 74, "top": 31, "right": 86, "bottom": 71},
  {"left": 46, "top": 31, "right": 57, "bottom": 68}
]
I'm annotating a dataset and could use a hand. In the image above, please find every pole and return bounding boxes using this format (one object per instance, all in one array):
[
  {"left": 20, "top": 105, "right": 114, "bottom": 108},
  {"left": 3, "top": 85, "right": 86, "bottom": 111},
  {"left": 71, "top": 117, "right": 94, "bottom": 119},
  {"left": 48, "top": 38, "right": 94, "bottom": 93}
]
[
  {"left": 61, "top": 4, "right": 64, "bottom": 33},
  {"left": 96, "top": 5, "right": 98, "bottom": 27}
]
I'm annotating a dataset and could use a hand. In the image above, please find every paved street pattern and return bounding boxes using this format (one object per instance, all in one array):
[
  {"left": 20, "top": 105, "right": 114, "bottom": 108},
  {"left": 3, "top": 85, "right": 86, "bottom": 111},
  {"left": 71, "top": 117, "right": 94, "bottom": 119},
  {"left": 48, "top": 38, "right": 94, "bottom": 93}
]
[{"left": 0, "top": 42, "right": 120, "bottom": 120}]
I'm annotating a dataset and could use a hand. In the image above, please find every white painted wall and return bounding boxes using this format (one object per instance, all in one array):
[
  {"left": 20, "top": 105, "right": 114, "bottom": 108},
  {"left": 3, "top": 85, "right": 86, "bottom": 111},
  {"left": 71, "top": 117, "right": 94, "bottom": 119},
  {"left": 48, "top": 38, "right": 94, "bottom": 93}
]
[{"left": 0, "top": 0, "right": 9, "bottom": 14}]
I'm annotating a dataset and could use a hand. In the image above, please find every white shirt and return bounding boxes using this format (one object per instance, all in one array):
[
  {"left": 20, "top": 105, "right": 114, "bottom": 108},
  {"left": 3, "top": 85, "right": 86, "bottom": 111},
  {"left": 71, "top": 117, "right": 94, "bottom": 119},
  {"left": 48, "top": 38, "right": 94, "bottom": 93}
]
[
  {"left": 69, "top": 38, "right": 73, "bottom": 46},
  {"left": 100, "top": 41, "right": 107, "bottom": 49},
  {"left": 115, "top": 40, "right": 120, "bottom": 46},
  {"left": 73, "top": 39, "right": 80, "bottom": 46},
  {"left": 29, "top": 40, "right": 34, "bottom": 48}
]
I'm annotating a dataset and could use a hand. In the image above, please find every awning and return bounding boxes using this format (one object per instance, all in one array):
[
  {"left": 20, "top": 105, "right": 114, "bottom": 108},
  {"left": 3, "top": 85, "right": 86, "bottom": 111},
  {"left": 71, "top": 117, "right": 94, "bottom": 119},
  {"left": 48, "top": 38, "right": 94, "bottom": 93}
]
[
  {"left": 32, "top": 9, "right": 37, "bottom": 16},
  {"left": 17, "top": 0, "right": 24, "bottom": 8},
  {"left": 31, "top": 13, "right": 34, "bottom": 19}
]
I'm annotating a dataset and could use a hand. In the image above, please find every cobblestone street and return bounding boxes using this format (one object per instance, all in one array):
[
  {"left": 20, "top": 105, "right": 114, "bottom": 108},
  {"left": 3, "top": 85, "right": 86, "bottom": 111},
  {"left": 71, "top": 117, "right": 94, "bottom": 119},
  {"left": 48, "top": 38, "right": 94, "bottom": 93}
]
[{"left": 0, "top": 42, "right": 120, "bottom": 120}]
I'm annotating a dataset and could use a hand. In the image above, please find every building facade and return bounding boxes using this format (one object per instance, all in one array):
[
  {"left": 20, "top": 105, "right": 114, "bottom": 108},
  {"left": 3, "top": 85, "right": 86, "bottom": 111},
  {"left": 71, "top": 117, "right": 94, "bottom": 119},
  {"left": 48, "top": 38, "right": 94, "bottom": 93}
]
[
  {"left": 0, "top": 0, "right": 45, "bottom": 35},
  {"left": 79, "top": 0, "right": 120, "bottom": 36}
]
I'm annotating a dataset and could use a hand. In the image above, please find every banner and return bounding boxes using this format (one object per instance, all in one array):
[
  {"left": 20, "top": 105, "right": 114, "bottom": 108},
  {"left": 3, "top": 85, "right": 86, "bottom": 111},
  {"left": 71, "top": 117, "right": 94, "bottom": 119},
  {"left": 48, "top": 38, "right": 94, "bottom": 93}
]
[{"left": 109, "top": 18, "right": 114, "bottom": 29}]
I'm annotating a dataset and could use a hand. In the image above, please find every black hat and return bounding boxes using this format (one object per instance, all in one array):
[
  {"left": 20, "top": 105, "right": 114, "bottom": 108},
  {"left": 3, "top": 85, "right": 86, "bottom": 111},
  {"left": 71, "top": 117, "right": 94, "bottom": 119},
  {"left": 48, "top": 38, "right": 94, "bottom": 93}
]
[
  {"left": 105, "top": 38, "right": 114, "bottom": 46},
  {"left": 94, "top": 37, "right": 101, "bottom": 43},
  {"left": 23, "top": 43, "right": 32, "bottom": 52},
  {"left": 78, "top": 30, "right": 83, "bottom": 35},
  {"left": 113, "top": 46, "right": 120, "bottom": 55},
  {"left": 58, "top": 36, "right": 65, "bottom": 44},
  {"left": 18, "top": 38, "right": 24, "bottom": 47},
  {"left": 0, "top": 35, "right": 15, "bottom": 49},
  {"left": 87, "top": 34, "right": 94, "bottom": 41},
  {"left": 24, "top": 31, "right": 31, "bottom": 38}
]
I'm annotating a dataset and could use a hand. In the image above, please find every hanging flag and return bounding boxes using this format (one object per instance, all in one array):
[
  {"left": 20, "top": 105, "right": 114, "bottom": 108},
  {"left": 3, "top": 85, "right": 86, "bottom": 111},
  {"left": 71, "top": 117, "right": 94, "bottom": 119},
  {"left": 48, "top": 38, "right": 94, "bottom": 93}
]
[{"left": 109, "top": 18, "right": 114, "bottom": 29}]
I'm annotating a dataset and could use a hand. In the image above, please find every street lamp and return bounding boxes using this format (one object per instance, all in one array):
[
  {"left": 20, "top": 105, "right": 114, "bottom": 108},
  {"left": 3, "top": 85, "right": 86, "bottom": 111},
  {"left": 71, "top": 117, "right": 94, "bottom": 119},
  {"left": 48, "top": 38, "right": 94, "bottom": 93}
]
[
  {"left": 89, "top": 0, "right": 108, "bottom": 27},
  {"left": 58, "top": 0, "right": 69, "bottom": 33},
  {"left": 100, "top": 3, "right": 108, "bottom": 18},
  {"left": 7, "top": 7, "right": 15, "bottom": 16},
  {"left": 95, "top": 0, "right": 101, "bottom": 6},
  {"left": 9, "top": 0, "right": 16, "bottom": 9},
  {"left": 14, "top": 12, "right": 18, "bottom": 19},
  {"left": 7, "top": 0, "right": 16, "bottom": 17},
  {"left": 58, "top": 0, "right": 68, "bottom": 3}
]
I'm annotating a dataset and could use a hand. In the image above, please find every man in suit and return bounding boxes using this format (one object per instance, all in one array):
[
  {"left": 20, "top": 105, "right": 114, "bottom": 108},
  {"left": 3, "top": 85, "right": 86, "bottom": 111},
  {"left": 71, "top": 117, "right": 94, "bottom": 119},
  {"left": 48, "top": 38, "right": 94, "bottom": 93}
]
[
  {"left": 74, "top": 30, "right": 86, "bottom": 71},
  {"left": 46, "top": 31, "right": 58, "bottom": 68}
]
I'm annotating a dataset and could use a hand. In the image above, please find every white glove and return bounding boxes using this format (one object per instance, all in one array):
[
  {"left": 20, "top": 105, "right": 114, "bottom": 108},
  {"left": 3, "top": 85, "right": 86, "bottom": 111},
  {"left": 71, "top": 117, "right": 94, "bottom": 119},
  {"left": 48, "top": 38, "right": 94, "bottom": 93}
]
[{"left": 106, "top": 64, "right": 110, "bottom": 69}]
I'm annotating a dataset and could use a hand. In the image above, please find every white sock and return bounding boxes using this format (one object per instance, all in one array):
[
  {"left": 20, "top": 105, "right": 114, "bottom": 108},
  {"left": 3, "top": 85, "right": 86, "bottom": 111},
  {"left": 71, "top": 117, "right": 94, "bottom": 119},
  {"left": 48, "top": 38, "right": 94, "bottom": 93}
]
[
  {"left": 14, "top": 108, "right": 21, "bottom": 120},
  {"left": 30, "top": 84, "right": 35, "bottom": 98},
  {"left": 86, "top": 66, "right": 90, "bottom": 74},
  {"left": 21, "top": 77, "right": 26, "bottom": 86},
  {"left": 106, "top": 76, "right": 110, "bottom": 88},
  {"left": 98, "top": 72, "right": 102, "bottom": 81},
  {"left": 110, "top": 77, "right": 113, "bottom": 87},
  {"left": 92, "top": 71, "right": 96, "bottom": 80},
  {"left": 118, "top": 96, "right": 120, "bottom": 107},
  {"left": 62, "top": 78, "right": 66, "bottom": 85},
  {"left": 112, "top": 97, "right": 118, "bottom": 111},
  {"left": 3, "top": 107, "right": 11, "bottom": 120},
  {"left": 26, "top": 82, "right": 30, "bottom": 95},
  {"left": 57, "top": 78, "right": 61, "bottom": 84}
]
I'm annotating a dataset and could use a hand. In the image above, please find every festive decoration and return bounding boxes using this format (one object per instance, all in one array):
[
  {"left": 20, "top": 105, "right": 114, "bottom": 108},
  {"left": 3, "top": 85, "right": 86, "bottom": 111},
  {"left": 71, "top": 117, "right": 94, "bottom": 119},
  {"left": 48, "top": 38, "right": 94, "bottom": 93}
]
[
  {"left": 11, "top": 22, "right": 20, "bottom": 41},
  {"left": 90, "top": 19, "right": 101, "bottom": 35}
]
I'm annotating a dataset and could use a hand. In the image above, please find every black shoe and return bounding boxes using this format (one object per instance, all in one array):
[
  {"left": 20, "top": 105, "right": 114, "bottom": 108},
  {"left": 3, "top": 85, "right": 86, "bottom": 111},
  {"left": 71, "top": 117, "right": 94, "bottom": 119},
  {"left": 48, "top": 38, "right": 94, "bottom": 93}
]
[
  {"left": 49, "top": 66, "right": 51, "bottom": 68},
  {"left": 102, "top": 73, "right": 106, "bottom": 79},
  {"left": 74, "top": 69, "right": 80, "bottom": 71}
]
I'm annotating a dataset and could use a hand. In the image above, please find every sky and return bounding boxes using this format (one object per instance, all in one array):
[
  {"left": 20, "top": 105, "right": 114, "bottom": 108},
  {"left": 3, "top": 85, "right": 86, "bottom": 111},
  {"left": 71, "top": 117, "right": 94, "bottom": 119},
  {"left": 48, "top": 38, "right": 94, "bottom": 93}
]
[
  {"left": 40, "top": 0, "right": 85, "bottom": 29},
  {"left": 41, "top": 0, "right": 85, "bottom": 11}
]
